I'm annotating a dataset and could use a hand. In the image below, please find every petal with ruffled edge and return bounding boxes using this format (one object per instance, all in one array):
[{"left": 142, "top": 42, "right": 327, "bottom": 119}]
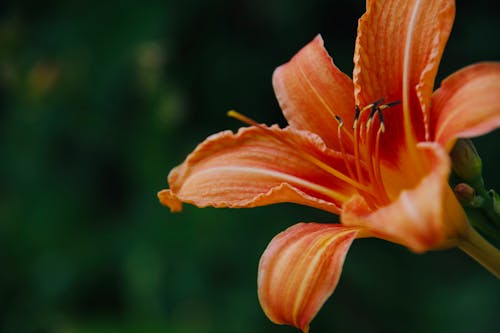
[
  {"left": 273, "top": 35, "right": 355, "bottom": 150},
  {"left": 353, "top": 0, "right": 454, "bottom": 162},
  {"left": 342, "top": 142, "right": 468, "bottom": 252},
  {"left": 258, "top": 223, "right": 360, "bottom": 333},
  {"left": 159, "top": 126, "right": 361, "bottom": 214},
  {"left": 431, "top": 62, "right": 500, "bottom": 151}
]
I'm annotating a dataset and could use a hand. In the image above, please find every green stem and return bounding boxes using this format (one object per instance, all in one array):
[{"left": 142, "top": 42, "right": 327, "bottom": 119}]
[
  {"left": 476, "top": 188, "right": 500, "bottom": 228},
  {"left": 464, "top": 207, "right": 500, "bottom": 249},
  {"left": 458, "top": 225, "right": 500, "bottom": 278}
]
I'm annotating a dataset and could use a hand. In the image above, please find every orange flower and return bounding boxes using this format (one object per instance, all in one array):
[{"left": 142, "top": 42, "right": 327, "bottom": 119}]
[{"left": 159, "top": 0, "right": 500, "bottom": 332}]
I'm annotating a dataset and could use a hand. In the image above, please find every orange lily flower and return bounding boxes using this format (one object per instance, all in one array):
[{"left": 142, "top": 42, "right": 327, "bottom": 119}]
[{"left": 159, "top": 0, "right": 500, "bottom": 332}]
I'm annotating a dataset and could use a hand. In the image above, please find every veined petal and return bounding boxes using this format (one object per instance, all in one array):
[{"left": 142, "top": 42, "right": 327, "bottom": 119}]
[
  {"left": 354, "top": 0, "right": 454, "bottom": 160},
  {"left": 258, "top": 223, "right": 359, "bottom": 333},
  {"left": 431, "top": 62, "right": 500, "bottom": 151},
  {"left": 159, "top": 126, "right": 359, "bottom": 213},
  {"left": 273, "top": 35, "right": 355, "bottom": 150},
  {"left": 342, "top": 142, "right": 468, "bottom": 252}
]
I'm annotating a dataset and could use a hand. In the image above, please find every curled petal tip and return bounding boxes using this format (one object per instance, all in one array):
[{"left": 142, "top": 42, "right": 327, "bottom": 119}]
[
  {"left": 258, "top": 223, "right": 358, "bottom": 331},
  {"left": 158, "top": 189, "right": 183, "bottom": 212},
  {"left": 432, "top": 62, "right": 500, "bottom": 149}
]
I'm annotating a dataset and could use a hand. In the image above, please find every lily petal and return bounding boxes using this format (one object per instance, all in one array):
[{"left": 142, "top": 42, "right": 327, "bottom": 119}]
[
  {"left": 159, "top": 126, "right": 360, "bottom": 214},
  {"left": 431, "top": 62, "right": 500, "bottom": 151},
  {"left": 273, "top": 35, "right": 355, "bottom": 150},
  {"left": 342, "top": 142, "right": 468, "bottom": 252},
  {"left": 354, "top": 0, "right": 454, "bottom": 160},
  {"left": 258, "top": 222, "right": 359, "bottom": 333}
]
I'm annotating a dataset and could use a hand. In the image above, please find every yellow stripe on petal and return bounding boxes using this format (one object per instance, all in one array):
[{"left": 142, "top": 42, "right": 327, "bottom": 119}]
[
  {"left": 186, "top": 166, "right": 350, "bottom": 203},
  {"left": 258, "top": 223, "right": 359, "bottom": 332},
  {"left": 161, "top": 126, "right": 359, "bottom": 213}
]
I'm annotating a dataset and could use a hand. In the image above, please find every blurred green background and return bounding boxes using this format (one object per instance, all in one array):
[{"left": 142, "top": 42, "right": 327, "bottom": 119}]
[{"left": 1, "top": 0, "right": 499, "bottom": 332}]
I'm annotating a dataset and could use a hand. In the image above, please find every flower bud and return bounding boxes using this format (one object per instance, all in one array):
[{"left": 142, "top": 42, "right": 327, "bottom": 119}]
[
  {"left": 454, "top": 183, "right": 484, "bottom": 208},
  {"left": 450, "top": 139, "right": 483, "bottom": 188}
]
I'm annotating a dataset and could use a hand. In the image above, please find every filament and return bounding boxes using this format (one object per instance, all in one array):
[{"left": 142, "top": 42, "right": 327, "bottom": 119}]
[{"left": 228, "top": 110, "right": 369, "bottom": 192}]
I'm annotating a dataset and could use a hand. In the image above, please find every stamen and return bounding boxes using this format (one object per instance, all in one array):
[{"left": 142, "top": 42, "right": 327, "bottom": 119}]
[
  {"left": 368, "top": 99, "right": 384, "bottom": 120},
  {"left": 366, "top": 104, "right": 378, "bottom": 133},
  {"left": 368, "top": 103, "right": 396, "bottom": 205},
  {"left": 373, "top": 97, "right": 385, "bottom": 106},
  {"left": 380, "top": 100, "right": 401, "bottom": 109},
  {"left": 364, "top": 110, "right": 378, "bottom": 195},
  {"left": 227, "top": 110, "right": 370, "bottom": 192},
  {"left": 334, "top": 115, "right": 343, "bottom": 126},
  {"left": 335, "top": 116, "right": 356, "bottom": 180},
  {"left": 374, "top": 100, "right": 399, "bottom": 123},
  {"left": 353, "top": 100, "right": 396, "bottom": 206},
  {"left": 353, "top": 102, "right": 378, "bottom": 184},
  {"left": 332, "top": 114, "right": 354, "bottom": 145},
  {"left": 372, "top": 115, "right": 391, "bottom": 204},
  {"left": 353, "top": 105, "right": 361, "bottom": 128},
  {"left": 352, "top": 107, "right": 363, "bottom": 183},
  {"left": 377, "top": 109, "right": 385, "bottom": 127},
  {"left": 229, "top": 98, "right": 397, "bottom": 209},
  {"left": 373, "top": 123, "right": 390, "bottom": 203}
]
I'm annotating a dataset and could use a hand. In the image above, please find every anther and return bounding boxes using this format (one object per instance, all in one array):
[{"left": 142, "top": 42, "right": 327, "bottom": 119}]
[
  {"left": 367, "top": 99, "right": 384, "bottom": 128},
  {"left": 373, "top": 97, "right": 385, "bottom": 106},
  {"left": 378, "top": 113, "right": 385, "bottom": 133},
  {"left": 367, "top": 98, "right": 384, "bottom": 113},
  {"left": 369, "top": 107, "right": 385, "bottom": 132},
  {"left": 384, "top": 100, "right": 401, "bottom": 108},
  {"left": 368, "top": 104, "right": 378, "bottom": 120},
  {"left": 353, "top": 105, "right": 360, "bottom": 128},
  {"left": 362, "top": 98, "right": 385, "bottom": 127},
  {"left": 334, "top": 115, "right": 343, "bottom": 126},
  {"left": 372, "top": 100, "right": 399, "bottom": 132}
]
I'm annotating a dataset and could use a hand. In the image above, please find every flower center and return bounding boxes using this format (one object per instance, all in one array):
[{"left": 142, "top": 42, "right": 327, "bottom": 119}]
[
  {"left": 227, "top": 100, "right": 398, "bottom": 209},
  {"left": 335, "top": 99, "right": 400, "bottom": 208}
]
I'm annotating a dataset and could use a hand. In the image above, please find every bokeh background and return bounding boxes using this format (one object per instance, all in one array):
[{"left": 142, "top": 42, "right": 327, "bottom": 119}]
[{"left": 1, "top": 0, "right": 499, "bottom": 332}]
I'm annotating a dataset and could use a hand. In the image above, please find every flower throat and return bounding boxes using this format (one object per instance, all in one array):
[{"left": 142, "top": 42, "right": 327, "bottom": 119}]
[{"left": 228, "top": 99, "right": 400, "bottom": 209}]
